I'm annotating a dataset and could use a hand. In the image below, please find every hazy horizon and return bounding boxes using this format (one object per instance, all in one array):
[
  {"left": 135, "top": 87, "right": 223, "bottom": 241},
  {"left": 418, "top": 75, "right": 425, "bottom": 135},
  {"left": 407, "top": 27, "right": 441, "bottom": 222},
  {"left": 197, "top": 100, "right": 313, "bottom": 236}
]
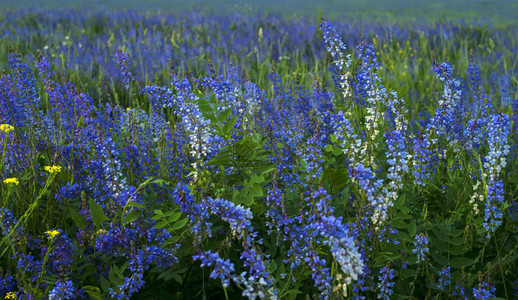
[{"left": 3, "top": 0, "right": 517, "bottom": 24}]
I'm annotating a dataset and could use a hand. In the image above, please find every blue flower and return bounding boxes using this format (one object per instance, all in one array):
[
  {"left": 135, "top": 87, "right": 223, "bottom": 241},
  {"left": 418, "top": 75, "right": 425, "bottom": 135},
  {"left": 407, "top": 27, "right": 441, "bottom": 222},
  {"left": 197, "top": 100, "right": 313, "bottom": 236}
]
[
  {"left": 438, "top": 266, "right": 451, "bottom": 290},
  {"left": 377, "top": 266, "right": 395, "bottom": 300},
  {"left": 472, "top": 281, "right": 496, "bottom": 300},
  {"left": 193, "top": 251, "right": 235, "bottom": 288},
  {"left": 412, "top": 233, "right": 429, "bottom": 263},
  {"left": 49, "top": 280, "right": 76, "bottom": 300}
]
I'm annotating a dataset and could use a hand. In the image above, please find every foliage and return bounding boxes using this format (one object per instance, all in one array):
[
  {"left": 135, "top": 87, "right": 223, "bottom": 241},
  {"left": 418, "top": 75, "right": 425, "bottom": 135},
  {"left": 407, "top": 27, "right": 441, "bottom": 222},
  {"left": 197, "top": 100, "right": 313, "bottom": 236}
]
[{"left": 0, "top": 9, "right": 517, "bottom": 300}]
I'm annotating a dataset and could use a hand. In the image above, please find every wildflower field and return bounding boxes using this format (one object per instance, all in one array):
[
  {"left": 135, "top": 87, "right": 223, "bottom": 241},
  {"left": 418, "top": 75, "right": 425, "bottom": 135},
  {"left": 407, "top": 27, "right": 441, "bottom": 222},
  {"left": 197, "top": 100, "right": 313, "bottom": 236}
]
[{"left": 1, "top": 6, "right": 518, "bottom": 300}]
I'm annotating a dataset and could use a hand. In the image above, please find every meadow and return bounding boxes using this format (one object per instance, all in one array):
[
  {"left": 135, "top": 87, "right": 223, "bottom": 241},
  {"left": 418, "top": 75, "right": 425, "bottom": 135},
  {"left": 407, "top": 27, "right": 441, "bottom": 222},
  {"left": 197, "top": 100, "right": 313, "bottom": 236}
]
[{"left": 0, "top": 7, "right": 518, "bottom": 300}]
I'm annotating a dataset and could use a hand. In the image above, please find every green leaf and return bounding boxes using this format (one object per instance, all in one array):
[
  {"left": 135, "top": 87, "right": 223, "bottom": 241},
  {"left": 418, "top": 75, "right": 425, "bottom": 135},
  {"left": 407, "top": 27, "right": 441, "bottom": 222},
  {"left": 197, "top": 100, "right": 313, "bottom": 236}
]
[
  {"left": 400, "top": 269, "right": 417, "bottom": 278},
  {"left": 251, "top": 173, "right": 265, "bottom": 184},
  {"left": 217, "top": 108, "right": 232, "bottom": 123},
  {"left": 408, "top": 220, "right": 417, "bottom": 237},
  {"left": 396, "top": 210, "right": 412, "bottom": 220},
  {"left": 109, "top": 266, "right": 125, "bottom": 286},
  {"left": 451, "top": 257, "right": 475, "bottom": 268},
  {"left": 100, "top": 276, "right": 111, "bottom": 293},
  {"left": 77, "top": 115, "right": 84, "bottom": 128},
  {"left": 250, "top": 184, "right": 264, "bottom": 197},
  {"left": 449, "top": 237, "right": 466, "bottom": 246},
  {"left": 82, "top": 286, "right": 103, "bottom": 300},
  {"left": 430, "top": 253, "right": 449, "bottom": 265},
  {"left": 165, "top": 211, "right": 182, "bottom": 222},
  {"left": 207, "top": 152, "right": 232, "bottom": 166},
  {"left": 196, "top": 99, "right": 213, "bottom": 114},
  {"left": 150, "top": 214, "right": 162, "bottom": 221},
  {"left": 136, "top": 177, "right": 155, "bottom": 190},
  {"left": 125, "top": 201, "right": 144, "bottom": 209},
  {"left": 270, "top": 260, "right": 277, "bottom": 272},
  {"left": 123, "top": 210, "right": 142, "bottom": 224},
  {"left": 155, "top": 220, "right": 168, "bottom": 229},
  {"left": 69, "top": 208, "right": 86, "bottom": 230},
  {"left": 391, "top": 219, "right": 408, "bottom": 229},
  {"left": 232, "top": 190, "right": 240, "bottom": 204},
  {"left": 432, "top": 227, "right": 449, "bottom": 242},
  {"left": 208, "top": 93, "right": 217, "bottom": 105},
  {"left": 223, "top": 116, "right": 237, "bottom": 134},
  {"left": 397, "top": 231, "right": 411, "bottom": 243},
  {"left": 430, "top": 236, "right": 449, "bottom": 252},
  {"left": 450, "top": 245, "right": 469, "bottom": 255},
  {"left": 286, "top": 289, "right": 302, "bottom": 295},
  {"left": 324, "top": 168, "right": 348, "bottom": 191},
  {"left": 242, "top": 194, "right": 254, "bottom": 206},
  {"left": 332, "top": 147, "right": 343, "bottom": 155},
  {"left": 151, "top": 179, "right": 167, "bottom": 187},
  {"left": 89, "top": 198, "right": 110, "bottom": 229},
  {"left": 172, "top": 218, "right": 189, "bottom": 230}
]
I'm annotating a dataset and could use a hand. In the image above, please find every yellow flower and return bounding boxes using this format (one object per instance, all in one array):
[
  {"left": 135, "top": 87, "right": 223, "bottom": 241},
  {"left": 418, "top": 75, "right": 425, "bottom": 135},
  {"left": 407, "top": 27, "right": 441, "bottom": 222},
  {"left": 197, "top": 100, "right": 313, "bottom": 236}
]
[
  {"left": 3, "top": 178, "right": 19, "bottom": 186},
  {"left": 44, "top": 165, "right": 62, "bottom": 174},
  {"left": 5, "top": 291, "right": 17, "bottom": 299},
  {"left": 0, "top": 124, "right": 14, "bottom": 133},
  {"left": 45, "top": 230, "right": 60, "bottom": 239}
]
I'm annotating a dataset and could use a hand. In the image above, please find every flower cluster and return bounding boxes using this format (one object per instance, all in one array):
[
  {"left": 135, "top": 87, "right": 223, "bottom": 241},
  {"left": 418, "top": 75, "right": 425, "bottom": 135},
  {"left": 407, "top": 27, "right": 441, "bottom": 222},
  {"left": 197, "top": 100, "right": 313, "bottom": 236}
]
[
  {"left": 45, "top": 230, "right": 60, "bottom": 239},
  {"left": 2, "top": 178, "right": 19, "bottom": 186},
  {"left": 438, "top": 266, "right": 451, "bottom": 290},
  {"left": 0, "top": 124, "right": 14, "bottom": 134},
  {"left": 44, "top": 165, "right": 62, "bottom": 174},
  {"left": 472, "top": 281, "right": 496, "bottom": 300},
  {"left": 48, "top": 280, "right": 76, "bottom": 300},
  {"left": 412, "top": 233, "right": 429, "bottom": 263},
  {"left": 193, "top": 251, "right": 235, "bottom": 288},
  {"left": 114, "top": 49, "right": 134, "bottom": 89},
  {"left": 0, "top": 11, "right": 515, "bottom": 300},
  {"left": 482, "top": 114, "right": 511, "bottom": 236},
  {"left": 377, "top": 266, "right": 395, "bottom": 300}
]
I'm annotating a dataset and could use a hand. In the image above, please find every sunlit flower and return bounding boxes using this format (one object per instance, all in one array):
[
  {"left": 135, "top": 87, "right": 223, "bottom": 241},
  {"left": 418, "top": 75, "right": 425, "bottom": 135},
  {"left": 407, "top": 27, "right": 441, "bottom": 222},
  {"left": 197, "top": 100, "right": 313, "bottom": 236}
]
[
  {"left": 5, "top": 291, "right": 17, "bottom": 299},
  {"left": 0, "top": 124, "right": 14, "bottom": 133},
  {"left": 46, "top": 230, "right": 60, "bottom": 239},
  {"left": 3, "top": 178, "right": 19, "bottom": 186},
  {"left": 44, "top": 165, "right": 62, "bottom": 174}
]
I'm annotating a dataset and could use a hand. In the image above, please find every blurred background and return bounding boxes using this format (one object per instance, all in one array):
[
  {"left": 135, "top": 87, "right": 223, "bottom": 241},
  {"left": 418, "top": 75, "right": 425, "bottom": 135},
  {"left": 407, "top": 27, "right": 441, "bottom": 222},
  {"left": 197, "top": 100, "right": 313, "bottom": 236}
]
[{"left": 3, "top": 0, "right": 518, "bottom": 24}]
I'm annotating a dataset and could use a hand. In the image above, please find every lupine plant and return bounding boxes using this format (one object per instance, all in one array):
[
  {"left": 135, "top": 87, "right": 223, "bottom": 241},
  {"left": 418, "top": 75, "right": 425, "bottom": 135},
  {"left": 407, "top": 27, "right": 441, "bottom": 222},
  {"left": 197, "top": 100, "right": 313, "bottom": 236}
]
[{"left": 0, "top": 9, "right": 517, "bottom": 300}]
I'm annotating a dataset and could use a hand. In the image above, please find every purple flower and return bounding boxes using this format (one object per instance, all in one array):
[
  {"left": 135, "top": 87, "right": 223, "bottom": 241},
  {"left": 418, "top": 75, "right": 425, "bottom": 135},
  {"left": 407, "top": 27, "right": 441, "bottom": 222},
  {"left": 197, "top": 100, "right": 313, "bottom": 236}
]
[
  {"left": 473, "top": 281, "right": 496, "bottom": 300},
  {"left": 193, "top": 251, "right": 235, "bottom": 288},
  {"left": 115, "top": 49, "right": 134, "bottom": 89},
  {"left": 438, "top": 266, "right": 451, "bottom": 290},
  {"left": 49, "top": 280, "right": 76, "bottom": 300},
  {"left": 377, "top": 266, "right": 395, "bottom": 300},
  {"left": 412, "top": 233, "right": 429, "bottom": 263}
]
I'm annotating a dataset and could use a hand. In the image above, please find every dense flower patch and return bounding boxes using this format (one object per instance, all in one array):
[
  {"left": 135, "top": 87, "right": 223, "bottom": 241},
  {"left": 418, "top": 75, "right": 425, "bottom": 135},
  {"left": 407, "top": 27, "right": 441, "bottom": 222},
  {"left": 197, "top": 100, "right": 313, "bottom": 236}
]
[{"left": 0, "top": 14, "right": 517, "bottom": 299}]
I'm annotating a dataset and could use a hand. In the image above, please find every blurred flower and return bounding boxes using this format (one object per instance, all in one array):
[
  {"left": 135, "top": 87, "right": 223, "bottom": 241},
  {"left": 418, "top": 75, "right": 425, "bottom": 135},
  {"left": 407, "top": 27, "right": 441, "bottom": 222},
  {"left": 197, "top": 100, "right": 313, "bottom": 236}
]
[
  {"left": 438, "top": 266, "right": 451, "bottom": 290},
  {"left": 0, "top": 124, "right": 14, "bottom": 134},
  {"left": 49, "top": 280, "right": 75, "bottom": 300},
  {"left": 4, "top": 292, "right": 16, "bottom": 299},
  {"left": 45, "top": 230, "right": 60, "bottom": 239},
  {"left": 44, "top": 165, "right": 62, "bottom": 174},
  {"left": 3, "top": 178, "right": 19, "bottom": 186},
  {"left": 472, "top": 281, "right": 496, "bottom": 300}
]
